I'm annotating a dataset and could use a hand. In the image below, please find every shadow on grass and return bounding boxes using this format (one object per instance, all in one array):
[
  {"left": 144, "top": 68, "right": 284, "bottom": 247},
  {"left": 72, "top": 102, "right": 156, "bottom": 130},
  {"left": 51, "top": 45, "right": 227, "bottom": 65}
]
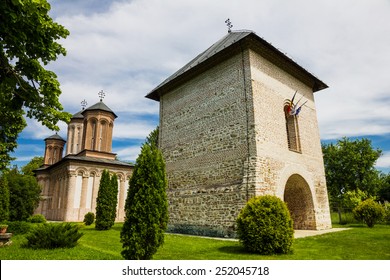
[
  {"left": 218, "top": 244, "right": 276, "bottom": 257},
  {"left": 347, "top": 224, "right": 367, "bottom": 228},
  {"left": 111, "top": 227, "right": 122, "bottom": 232},
  {"left": 218, "top": 244, "right": 295, "bottom": 259},
  {"left": 79, "top": 225, "right": 123, "bottom": 232},
  {"left": 218, "top": 244, "right": 248, "bottom": 255}
]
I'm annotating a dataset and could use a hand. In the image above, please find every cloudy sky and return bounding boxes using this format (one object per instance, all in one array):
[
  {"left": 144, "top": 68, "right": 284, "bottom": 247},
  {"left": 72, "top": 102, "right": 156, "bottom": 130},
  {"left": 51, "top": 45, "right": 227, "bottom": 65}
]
[{"left": 11, "top": 0, "right": 390, "bottom": 172}]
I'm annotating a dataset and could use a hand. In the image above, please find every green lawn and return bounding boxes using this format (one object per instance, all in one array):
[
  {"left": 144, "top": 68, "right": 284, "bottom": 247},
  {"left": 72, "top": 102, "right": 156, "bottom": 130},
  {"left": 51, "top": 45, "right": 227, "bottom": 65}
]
[{"left": 1, "top": 223, "right": 389, "bottom": 260}]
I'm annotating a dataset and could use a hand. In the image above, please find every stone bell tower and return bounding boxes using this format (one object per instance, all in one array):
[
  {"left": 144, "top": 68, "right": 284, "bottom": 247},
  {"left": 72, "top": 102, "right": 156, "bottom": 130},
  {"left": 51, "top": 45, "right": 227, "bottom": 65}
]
[
  {"left": 146, "top": 30, "right": 332, "bottom": 232},
  {"left": 43, "top": 133, "right": 66, "bottom": 167},
  {"left": 78, "top": 90, "right": 117, "bottom": 160}
]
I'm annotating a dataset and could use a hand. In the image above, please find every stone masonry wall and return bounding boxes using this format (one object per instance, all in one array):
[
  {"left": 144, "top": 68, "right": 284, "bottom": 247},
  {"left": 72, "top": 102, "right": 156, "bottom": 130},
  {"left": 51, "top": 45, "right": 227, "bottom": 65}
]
[
  {"left": 249, "top": 50, "right": 331, "bottom": 229},
  {"left": 160, "top": 50, "right": 255, "bottom": 230}
]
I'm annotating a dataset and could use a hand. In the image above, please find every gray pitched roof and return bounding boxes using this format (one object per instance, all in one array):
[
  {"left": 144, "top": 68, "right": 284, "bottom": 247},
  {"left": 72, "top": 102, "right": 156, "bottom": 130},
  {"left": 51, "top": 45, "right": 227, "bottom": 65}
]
[
  {"left": 44, "top": 133, "right": 66, "bottom": 142},
  {"left": 34, "top": 155, "right": 134, "bottom": 172},
  {"left": 146, "top": 30, "right": 328, "bottom": 101},
  {"left": 83, "top": 101, "right": 118, "bottom": 118},
  {"left": 156, "top": 31, "right": 251, "bottom": 90},
  {"left": 71, "top": 110, "right": 84, "bottom": 119},
  {"left": 64, "top": 155, "right": 133, "bottom": 167}
]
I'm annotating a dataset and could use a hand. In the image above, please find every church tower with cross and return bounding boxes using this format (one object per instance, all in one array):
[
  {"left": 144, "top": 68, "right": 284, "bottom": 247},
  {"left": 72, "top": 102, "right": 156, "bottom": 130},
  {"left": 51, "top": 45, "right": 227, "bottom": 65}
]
[
  {"left": 35, "top": 92, "right": 133, "bottom": 222},
  {"left": 67, "top": 91, "right": 117, "bottom": 160}
]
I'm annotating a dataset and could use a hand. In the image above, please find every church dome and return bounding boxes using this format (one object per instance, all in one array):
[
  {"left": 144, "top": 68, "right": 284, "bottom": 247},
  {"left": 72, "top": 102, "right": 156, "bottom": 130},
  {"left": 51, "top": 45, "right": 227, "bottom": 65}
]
[
  {"left": 82, "top": 101, "right": 117, "bottom": 118},
  {"left": 45, "top": 133, "right": 66, "bottom": 142},
  {"left": 71, "top": 110, "right": 84, "bottom": 119}
]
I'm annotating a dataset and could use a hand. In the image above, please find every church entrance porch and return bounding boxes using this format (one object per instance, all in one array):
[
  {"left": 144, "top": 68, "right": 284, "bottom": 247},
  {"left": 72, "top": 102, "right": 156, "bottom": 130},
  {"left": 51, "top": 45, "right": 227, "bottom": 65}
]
[{"left": 283, "top": 174, "right": 316, "bottom": 230}]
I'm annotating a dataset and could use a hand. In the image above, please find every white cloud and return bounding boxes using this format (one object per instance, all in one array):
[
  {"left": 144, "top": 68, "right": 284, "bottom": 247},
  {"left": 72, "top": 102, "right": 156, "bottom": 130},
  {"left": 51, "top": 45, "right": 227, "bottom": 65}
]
[
  {"left": 113, "top": 146, "right": 141, "bottom": 161},
  {"left": 21, "top": 118, "right": 68, "bottom": 140},
  {"left": 12, "top": 0, "right": 390, "bottom": 165},
  {"left": 14, "top": 143, "right": 42, "bottom": 153},
  {"left": 113, "top": 120, "right": 157, "bottom": 139},
  {"left": 376, "top": 151, "right": 390, "bottom": 169},
  {"left": 48, "top": 0, "right": 390, "bottom": 140}
]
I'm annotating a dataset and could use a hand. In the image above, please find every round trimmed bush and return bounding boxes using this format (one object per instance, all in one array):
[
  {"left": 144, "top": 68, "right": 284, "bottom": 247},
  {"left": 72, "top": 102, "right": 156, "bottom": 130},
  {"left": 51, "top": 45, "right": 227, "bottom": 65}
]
[
  {"left": 353, "top": 198, "right": 385, "bottom": 228},
  {"left": 236, "top": 195, "right": 294, "bottom": 255},
  {"left": 28, "top": 214, "right": 47, "bottom": 223},
  {"left": 83, "top": 212, "right": 95, "bottom": 226}
]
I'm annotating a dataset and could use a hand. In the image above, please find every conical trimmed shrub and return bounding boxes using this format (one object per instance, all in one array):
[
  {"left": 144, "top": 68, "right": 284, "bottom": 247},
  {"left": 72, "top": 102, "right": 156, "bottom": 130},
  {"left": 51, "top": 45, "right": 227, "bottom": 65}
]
[
  {"left": 120, "top": 143, "right": 168, "bottom": 260},
  {"left": 95, "top": 170, "right": 118, "bottom": 230}
]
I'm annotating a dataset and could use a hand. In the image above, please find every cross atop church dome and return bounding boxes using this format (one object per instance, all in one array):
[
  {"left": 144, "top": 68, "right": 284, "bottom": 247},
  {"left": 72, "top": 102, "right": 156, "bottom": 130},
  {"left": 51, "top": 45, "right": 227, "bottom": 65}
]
[
  {"left": 81, "top": 99, "right": 87, "bottom": 110},
  {"left": 98, "top": 90, "right": 105, "bottom": 101}
]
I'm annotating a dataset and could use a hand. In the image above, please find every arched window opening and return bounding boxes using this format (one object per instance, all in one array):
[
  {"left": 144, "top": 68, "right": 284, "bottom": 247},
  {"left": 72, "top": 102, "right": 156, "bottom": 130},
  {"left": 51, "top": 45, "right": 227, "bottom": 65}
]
[
  {"left": 76, "top": 126, "right": 81, "bottom": 153},
  {"left": 82, "top": 119, "right": 88, "bottom": 150},
  {"left": 48, "top": 146, "right": 53, "bottom": 164},
  {"left": 53, "top": 147, "right": 58, "bottom": 163},
  {"left": 99, "top": 120, "right": 107, "bottom": 152},
  {"left": 284, "top": 104, "right": 301, "bottom": 152},
  {"left": 69, "top": 125, "right": 75, "bottom": 154},
  {"left": 91, "top": 120, "right": 97, "bottom": 150}
]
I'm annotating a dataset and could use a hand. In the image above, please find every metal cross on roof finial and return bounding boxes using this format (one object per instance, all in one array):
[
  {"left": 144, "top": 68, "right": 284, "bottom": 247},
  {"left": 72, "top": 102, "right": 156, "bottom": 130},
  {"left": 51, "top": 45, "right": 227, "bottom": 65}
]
[
  {"left": 225, "top": 18, "right": 233, "bottom": 33},
  {"left": 98, "top": 90, "right": 105, "bottom": 101},
  {"left": 81, "top": 99, "right": 87, "bottom": 110}
]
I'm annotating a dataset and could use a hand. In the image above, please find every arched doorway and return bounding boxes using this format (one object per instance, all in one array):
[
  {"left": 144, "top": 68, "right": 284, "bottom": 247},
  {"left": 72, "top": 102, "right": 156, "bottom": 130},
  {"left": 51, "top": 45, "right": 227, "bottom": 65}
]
[{"left": 284, "top": 174, "right": 316, "bottom": 230}]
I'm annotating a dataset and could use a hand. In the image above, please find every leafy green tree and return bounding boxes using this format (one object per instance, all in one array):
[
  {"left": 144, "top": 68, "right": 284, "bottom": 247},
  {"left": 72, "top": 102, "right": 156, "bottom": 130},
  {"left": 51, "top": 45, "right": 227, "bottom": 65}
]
[
  {"left": 383, "top": 201, "right": 390, "bottom": 224},
  {"left": 21, "top": 156, "right": 44, "bottom": 176},
  {"left": 342, "top": 188, "right": 374, "bottom": 211},
  {"left": 4, "top": 168, "right": 41, "bottom": 221},
  {"left": 378, "top": 173, "right": 390, "bottom": 202},
  {"left": 0, "top": 0, "right": 71, "bottom": 170},
  {"left": 322, "top": 137, "right": 382, "bottom": 223},
  {"left": 353, "top": 198, "right": 385, "bottom": 228},
  {"left": 95, "top": 170, "right": 114, "bottom": 230},
  {"left": 0, "top": 175, "right": 10, "bottom": 222},
  {"left": 121, "top": 138, "right": 168, "bottom": 260}
]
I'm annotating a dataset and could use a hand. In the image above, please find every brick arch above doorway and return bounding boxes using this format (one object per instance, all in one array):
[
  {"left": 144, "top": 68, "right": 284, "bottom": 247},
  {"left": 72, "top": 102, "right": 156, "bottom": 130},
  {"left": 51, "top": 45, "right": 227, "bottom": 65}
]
[
  {"left": 275, "top": 165, "right": 319, "bottom": 230},
  {"left": 284, "top": 174, "right": 316, "bottom": 230}
]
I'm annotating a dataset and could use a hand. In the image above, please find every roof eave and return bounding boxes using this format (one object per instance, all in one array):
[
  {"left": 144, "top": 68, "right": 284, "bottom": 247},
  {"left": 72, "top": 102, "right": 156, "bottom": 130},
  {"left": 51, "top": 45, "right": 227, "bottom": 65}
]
[
  {"left": 146, "top": 32, "right": 328, "bottom": 101},
  {"left": 34, "top": 155, "right": 134, "bottom": 174},
  {"left": 146, "top": 39, "right": 244, "bottom": 101},
  {"left": 82, "top": 101, "right": 118, "bottom": 118},
  {"left": 245, "top": 34, "right": 328, "bottom": 92}
]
